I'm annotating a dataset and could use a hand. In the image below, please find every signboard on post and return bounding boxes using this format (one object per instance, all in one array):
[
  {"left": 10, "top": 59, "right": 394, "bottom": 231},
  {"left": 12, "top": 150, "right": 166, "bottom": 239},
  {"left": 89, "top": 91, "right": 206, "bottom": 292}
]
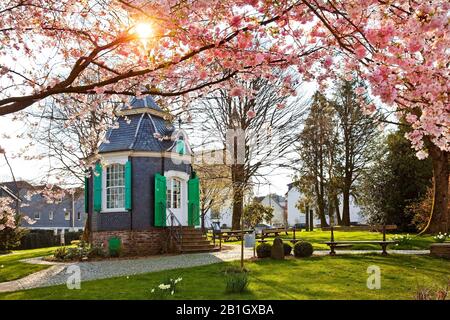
[{"left": 244, "top": 232, "right": 256, "bottom": 248}]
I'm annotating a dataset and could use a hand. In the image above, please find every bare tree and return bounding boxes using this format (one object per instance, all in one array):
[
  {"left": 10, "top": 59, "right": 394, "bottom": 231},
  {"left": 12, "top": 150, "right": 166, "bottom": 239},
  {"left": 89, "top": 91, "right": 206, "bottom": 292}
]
[
  {"left": 193, "top": 161, "right": 232, "bottom": 231},
  {"left": 191, "top": 74, "right": 307, "bottom": 229},
  {"left": 22, "top": 95, "right": 118, "bottom": 186}
]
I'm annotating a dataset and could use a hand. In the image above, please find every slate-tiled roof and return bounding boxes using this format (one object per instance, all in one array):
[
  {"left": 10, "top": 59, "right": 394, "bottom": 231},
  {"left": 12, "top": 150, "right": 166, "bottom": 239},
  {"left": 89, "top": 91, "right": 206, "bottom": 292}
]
[
  {"left": 99, "top": 96, "right": 179, "bottom": 153},
  {"left": 125, "top": 96, "right": 162, "bottom": 111}
]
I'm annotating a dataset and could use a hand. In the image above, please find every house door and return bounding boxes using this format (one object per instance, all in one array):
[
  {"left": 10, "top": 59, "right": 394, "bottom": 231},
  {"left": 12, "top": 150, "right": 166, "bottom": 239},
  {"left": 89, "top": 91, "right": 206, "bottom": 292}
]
[{"left": 166, "top": 177, "right": 185, "bottom": 225}]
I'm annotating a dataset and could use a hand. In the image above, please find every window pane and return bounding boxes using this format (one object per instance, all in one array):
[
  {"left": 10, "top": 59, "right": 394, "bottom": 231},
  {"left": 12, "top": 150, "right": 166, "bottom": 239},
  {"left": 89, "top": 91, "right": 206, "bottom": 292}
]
[{"left": 106, "top": 163, "right": 125, "bottom": 209}]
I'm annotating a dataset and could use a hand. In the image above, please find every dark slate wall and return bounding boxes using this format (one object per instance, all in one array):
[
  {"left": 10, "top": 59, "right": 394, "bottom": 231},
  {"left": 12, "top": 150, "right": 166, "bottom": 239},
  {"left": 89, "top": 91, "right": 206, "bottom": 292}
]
[
  {"left": 89, "top": 155, "right": 192, "bottom": 232},
  {"left": 131, "top": 156, "right": 162, "bottom": 229}
]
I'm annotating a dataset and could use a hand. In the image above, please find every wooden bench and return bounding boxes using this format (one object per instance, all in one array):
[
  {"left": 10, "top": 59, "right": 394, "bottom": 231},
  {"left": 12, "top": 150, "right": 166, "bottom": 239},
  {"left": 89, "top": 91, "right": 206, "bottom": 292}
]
[
  {"left": 324, "top": 225, "right": 398, "bottom": 256},
  {"left": 215, "top": 229, "right": 254, "bottom": 242},
  {"left": 261, "top": 228, "right": 289, "bottom": 239}
]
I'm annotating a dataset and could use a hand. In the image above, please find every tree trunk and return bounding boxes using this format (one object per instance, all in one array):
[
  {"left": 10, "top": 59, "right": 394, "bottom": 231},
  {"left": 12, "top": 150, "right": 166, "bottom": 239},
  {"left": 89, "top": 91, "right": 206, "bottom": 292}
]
[
  {"left": 422, "top": 146, "right": 449, "bottom": 233},
  {"left": 317, "top": 199, "right": 329, "bottom": 227},
  {"left": 342, "top": 183, "right": 351, "bottom": 226},
  {"left": 305, "top": 205, "right": 310, "bottom": 231},
  {"left": 309, "top": 209, "right": 314, "bottom": 231},
  {"left": 232, "top": 184, "right": 244, "bottom": 230},
  {"left": 334, "top": 195, "right": 342, "bottom": 225}
]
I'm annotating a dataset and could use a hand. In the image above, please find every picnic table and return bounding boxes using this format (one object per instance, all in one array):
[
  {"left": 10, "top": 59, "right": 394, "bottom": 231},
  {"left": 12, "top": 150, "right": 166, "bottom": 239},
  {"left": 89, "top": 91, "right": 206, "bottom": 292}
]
[
  {"left": 257, "top": 227, "right": 301, "bottom": 244},
  {"left": 324, "top": 225, "right": 398, "bottom": 256}
]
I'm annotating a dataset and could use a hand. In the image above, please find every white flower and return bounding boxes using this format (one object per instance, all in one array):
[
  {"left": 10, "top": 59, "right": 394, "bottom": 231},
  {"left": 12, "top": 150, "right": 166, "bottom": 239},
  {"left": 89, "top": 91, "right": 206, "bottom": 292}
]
[
  {"left": 174, "top": 277, "right": 183, "bottom": 284},
  {"left": 151, "top": 289, "right": 155, "bottom": 293},
  {"left": 158, "top": 284, "right": 171, "bottom": 290},
  {"left": 171, "top": 291, "right": 174, "bottom": 295}
]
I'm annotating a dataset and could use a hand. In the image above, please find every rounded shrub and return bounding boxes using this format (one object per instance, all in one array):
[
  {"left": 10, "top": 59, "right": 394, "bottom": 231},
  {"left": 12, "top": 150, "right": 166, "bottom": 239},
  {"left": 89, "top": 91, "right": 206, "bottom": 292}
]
[
  {"left": 256, "top": 243, "right": 272, "bottom": 258},
  {"left": 283, "top": 243, "right": 292, "bottom": 256},
  {"left": 293, "top": 241, "right": 313, "bottom": 258}
]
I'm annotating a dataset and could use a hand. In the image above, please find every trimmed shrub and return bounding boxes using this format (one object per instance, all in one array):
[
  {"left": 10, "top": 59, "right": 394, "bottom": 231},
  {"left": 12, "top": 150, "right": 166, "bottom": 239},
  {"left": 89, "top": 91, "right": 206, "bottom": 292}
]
[
  {"left": 256, "top": 243, "right": 272, "bottom": 258},
  {"left": 225, "top": 271, "right": 249, "bottom": 294},
  {"left": 283, "top": 243, "right": 292, "bottom": 256},
  {"left": 293, "top": 241, "right": 313, "bottom": 258}
]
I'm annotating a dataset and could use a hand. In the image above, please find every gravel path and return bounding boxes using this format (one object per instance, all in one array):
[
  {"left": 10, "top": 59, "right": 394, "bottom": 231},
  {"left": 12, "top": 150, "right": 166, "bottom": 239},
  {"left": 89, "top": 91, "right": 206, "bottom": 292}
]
[{"left": 0, "top": 246, "right": 430, "bottom": 293}]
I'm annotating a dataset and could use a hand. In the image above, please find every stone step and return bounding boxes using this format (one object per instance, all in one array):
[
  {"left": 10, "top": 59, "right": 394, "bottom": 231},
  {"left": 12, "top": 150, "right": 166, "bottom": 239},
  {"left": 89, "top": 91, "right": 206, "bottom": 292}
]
[
  {"left": 181, "top": 237, "right": 211, "bottom": 243},
  {"left": 180, "top": 244, "right": 218, "bottom": 252},
  {"left": 181, "top": 247, "right": 221, "bottom": 253},
  {"left": 181, "top": 243, "right": 214, "bottom": 250},
  {"left": 180, "top": 233, "right": 208, "bottom": 238}
]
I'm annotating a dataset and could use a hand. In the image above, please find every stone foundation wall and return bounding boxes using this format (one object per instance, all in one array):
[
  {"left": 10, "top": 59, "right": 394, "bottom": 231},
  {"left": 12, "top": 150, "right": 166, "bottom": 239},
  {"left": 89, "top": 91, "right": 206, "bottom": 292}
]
[
  {"left": 430, "top": 243, "right": 450, "bottom": 259},
  {"left": 91, "top": 228, "right": 169, "bottom": 256}
]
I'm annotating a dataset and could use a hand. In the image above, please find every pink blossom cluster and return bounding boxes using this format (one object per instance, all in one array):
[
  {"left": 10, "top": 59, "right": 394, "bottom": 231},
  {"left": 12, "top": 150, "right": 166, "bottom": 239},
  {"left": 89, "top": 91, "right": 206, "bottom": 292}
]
[{"left": 0, "top": 0, "right": 448, "bottom": 157}]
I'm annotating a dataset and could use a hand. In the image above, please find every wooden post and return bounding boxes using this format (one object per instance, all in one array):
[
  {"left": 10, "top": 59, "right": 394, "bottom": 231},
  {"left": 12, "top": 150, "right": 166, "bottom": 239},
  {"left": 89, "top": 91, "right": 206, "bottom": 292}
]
[
  {"left": 293, "top": 227, "right": 296, "bottom": 241},
  {"left": 309, "top": 209, "right": 314, "bottom": 231},
  {"left": 331, "top": 225, "right": 335, "bottom": 242},
  {"left": 382, "top": 224, "right": 386, "bottom": 242},
  {"left": 305, "top": 205, "right": 310, "bottom": 232},
  {"left": 240, "top": 218, "right": 244, "bottom": 269}
]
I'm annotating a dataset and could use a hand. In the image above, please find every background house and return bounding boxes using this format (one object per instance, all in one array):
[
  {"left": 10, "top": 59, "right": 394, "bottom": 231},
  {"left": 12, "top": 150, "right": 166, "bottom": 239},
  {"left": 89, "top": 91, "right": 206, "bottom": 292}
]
[
  {"left": 286, "top": 182, "right": 365, "bottom": 227},
  {"left": 254, "top": 194, "right": 287, "bottom": 227},
  {"left": 0, "top": 181, "right": 86, "bottom": 232}
]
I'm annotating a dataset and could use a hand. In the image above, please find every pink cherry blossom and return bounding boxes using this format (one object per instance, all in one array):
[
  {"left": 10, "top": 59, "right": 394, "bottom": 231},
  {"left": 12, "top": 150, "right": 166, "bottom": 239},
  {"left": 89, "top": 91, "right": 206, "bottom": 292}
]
[
  {"left": 230, "top": 87, "right": 245, "bottom": 97},
  {"left": 355, "top": 87, "right": 365, "bottom": 95},
  {"left": 247, "top": 110, "right": 256, "bottom": 119}
]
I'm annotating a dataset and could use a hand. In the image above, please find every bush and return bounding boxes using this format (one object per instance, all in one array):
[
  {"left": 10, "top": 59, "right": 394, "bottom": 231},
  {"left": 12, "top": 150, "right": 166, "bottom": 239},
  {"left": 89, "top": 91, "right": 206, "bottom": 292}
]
[
  {"left": 283, "top": 243, "right": 292, "bottom": 256},
  {"left": 392, "top": 234, "right": 413, "bottom": 247},
  {"left": 87, "top": 246, "right": 106, "bottom": 259},
  {"left": 433, "top": 233, "right": 448, "bottom": 243},
  {"left": 256, "top": 243, "right": 272, "bottom": 258},
  {"left": 52, "top": 240, "right": 94, "bottom": 261},
  {"left": 225, "top": 271, "right": 249, "bottom": 294},
  {"left": 53, "top": 247, "right": 67, "bottom": 260},
  {"left": 294, "top": 241, "right": 313, "bottom": 258}
]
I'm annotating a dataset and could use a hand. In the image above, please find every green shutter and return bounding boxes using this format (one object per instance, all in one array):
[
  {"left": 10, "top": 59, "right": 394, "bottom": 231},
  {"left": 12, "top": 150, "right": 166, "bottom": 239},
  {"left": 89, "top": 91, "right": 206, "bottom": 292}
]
[
  {"left": 93, "top": 163, "right": 102, "bottom": 212},
  {"left": 154, "top": 173, "right": 167, "bottom": 227},
  {"left": 125, "top": 160, "right": 132, "bottom": 210},
  {"left": 84, "top": 176, "right": 89, "bottom": 213},
  {"left": 176, "top": 139, "right": 185, "bottom": 155},
  {"left": 188, "top": 175, "right": 200, "bottom": 226}
]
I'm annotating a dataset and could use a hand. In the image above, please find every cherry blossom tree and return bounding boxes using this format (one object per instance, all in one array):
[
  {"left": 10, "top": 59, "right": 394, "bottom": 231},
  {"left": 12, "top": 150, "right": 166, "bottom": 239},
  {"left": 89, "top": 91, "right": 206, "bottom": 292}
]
[{"left": 0, "top": 0, "right": 448, "bottom": 231}]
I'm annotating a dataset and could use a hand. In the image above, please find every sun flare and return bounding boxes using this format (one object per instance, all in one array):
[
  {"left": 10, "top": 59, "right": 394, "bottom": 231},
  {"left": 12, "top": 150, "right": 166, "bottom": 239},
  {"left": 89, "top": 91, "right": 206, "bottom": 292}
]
[{"left": 134, "top": 22, "right": 153, "bottom": 39}]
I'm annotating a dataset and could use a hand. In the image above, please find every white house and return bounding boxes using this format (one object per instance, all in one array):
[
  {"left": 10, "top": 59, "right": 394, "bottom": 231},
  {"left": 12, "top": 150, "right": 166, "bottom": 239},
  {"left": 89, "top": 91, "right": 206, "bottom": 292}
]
[
  {"left": 286, "top": 183, "right": 365, "bottom": 227},
  {"left": 255, "top": 194, "right": 287, "bottom": 227}
]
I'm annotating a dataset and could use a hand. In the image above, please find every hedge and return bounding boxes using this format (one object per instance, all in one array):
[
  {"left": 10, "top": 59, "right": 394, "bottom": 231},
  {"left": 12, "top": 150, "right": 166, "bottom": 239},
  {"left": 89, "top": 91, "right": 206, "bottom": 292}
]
[{"left": 17, "top": 230, "right": 83, "bottom": 250}]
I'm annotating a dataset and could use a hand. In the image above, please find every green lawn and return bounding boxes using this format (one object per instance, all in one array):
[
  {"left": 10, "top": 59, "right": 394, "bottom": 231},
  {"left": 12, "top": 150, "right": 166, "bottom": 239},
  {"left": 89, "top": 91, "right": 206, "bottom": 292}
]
[
  {"left": 1, "top": 254, "right": 449, "bottom": 300},
  {"left": 215, "top": 230, "right": 435, "bottom": 250},
  {"left": 0, "top": 247, "right": 62, "bottom": 283}
]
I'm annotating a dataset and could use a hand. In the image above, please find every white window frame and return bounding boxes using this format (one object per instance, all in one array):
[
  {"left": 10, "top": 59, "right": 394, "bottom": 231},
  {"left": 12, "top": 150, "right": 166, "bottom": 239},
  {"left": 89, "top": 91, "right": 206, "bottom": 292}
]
[
  {"left": 64, "top": 210, "right": 70, "bottom": 221},
  {"left": 101, "top": 155, "right": 128, "bottom": 212},
  {"left": 164, "top": 170, "right": 189, "bottom": 225},
  {"left": 166, "top": 178, "right": 182, "bottom": 209},
  {"left": 34, "top": 212, "right": 40, "bottom": 220},
  {"left": 77, "top": 211, "right": 81, "bottom": 220},
  {"left": 49, "top": 211, "right": 54, "bottom": 220}
]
